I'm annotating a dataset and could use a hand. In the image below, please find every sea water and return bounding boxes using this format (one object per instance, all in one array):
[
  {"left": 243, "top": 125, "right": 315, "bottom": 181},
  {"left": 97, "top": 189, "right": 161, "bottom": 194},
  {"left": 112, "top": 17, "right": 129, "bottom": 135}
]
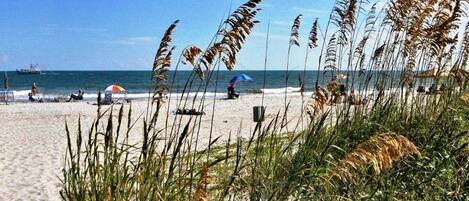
[{"left": 3, "top": 70, "right": 402, "bottom": 101}]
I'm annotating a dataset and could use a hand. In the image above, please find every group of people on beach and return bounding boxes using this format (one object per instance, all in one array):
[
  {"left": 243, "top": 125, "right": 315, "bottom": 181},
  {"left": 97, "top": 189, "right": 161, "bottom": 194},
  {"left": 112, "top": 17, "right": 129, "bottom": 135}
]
[
  {"left": 325, "top": 81, "right": 367, "bottom": 106},
  {"left": 27, "top": 82, "right": 84, "bottom": 102}
]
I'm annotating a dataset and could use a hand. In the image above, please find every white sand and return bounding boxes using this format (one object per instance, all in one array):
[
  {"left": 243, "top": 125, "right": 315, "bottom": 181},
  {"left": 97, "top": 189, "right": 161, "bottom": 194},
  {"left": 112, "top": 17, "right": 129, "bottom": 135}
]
[{"left": 0, "top": 93, "right": 309, "bottom": 200}]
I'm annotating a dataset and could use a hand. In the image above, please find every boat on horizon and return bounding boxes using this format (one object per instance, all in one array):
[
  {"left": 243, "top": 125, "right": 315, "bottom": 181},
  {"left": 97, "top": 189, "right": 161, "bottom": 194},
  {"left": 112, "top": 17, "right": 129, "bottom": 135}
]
[{"left": 16, "top": 64, "right": 41, "bottom": 75}]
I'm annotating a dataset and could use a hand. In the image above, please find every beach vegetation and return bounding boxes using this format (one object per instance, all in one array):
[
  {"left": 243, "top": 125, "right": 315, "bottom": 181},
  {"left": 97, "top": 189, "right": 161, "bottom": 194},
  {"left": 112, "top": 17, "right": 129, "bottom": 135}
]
[{"left": 60, "top": 0, "right": 469, "bottom": 200}]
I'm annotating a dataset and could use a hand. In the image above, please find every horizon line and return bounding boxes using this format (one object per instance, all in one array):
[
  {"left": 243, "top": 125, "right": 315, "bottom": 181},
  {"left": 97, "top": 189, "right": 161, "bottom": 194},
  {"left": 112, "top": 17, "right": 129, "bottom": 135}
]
[{"left": 1, "top": 69, "right": 397, "bottom": 72}]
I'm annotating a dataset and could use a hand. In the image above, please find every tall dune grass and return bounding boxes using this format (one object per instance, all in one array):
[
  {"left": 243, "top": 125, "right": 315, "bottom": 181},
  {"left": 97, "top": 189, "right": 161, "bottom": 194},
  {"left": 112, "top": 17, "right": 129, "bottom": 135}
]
[{"left": 61, "top": 0, "right": 469, "bottom": 200}]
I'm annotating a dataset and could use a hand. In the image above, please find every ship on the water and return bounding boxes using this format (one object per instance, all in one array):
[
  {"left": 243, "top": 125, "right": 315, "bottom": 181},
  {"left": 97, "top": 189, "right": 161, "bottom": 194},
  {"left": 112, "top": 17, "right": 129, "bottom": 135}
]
[{"left": 16, "top": 64, "right": 41, "bottom": 75}]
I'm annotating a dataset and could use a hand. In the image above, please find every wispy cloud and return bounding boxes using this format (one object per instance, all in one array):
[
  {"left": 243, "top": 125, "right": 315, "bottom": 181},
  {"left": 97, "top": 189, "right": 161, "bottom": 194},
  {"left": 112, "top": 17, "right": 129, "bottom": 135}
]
[
  {"left": 41, "top": 24, "right": 107, "bottom": 35},
  {"left": 292, "top": 7, "right": 325, "bottom": 16},
  {"left": 111, "top": 57, "right": 150, "bottom": 69},
  {"left": 272, "top": 20, "right": 292, "bottom": 27},
  {"left": 252, "top": 31, "right": 289, "bottom": 40},
  {"left": 65, "top": 27, "right": 107, "bottom": 32},
  {"left": 127, "top": 36, "right": 156, "bottom": 42},
  {"left": 100, "top": 36, "right": 157, "bottom": 45}
]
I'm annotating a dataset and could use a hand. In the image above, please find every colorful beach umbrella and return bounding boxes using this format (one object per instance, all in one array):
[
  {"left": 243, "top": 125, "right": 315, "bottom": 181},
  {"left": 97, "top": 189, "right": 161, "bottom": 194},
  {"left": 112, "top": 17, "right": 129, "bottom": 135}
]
[
  {"left": 229, "top": 74, "right": 253, "bottom": 84},
  {"left": 104, "top": 84, "right": 126, "bottom": 93}
]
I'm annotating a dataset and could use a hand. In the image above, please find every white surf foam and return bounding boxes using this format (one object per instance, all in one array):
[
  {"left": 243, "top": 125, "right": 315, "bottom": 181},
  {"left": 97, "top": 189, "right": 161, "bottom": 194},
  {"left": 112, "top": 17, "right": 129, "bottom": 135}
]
[
  {"left": 10, "top": 87, "right": 306, "bottom": 102},
  {"left": 261, "top": 87, "right": 301, "bottom": 94}
]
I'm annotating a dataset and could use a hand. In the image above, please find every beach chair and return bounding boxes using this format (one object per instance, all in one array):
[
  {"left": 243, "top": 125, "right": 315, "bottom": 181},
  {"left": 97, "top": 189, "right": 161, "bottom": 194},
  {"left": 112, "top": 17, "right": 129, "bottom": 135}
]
[
  {"left": 0, "top": 91, "right": 14, "bottom": 104},
  {"left": 227, "top": 91, "right": 239, "bottom": 99},
  {"left": 111, "top": 92, "right": 132, "bottom": 104},
  {"left": 103, "top": 93, "right": 113, "bottom": 105},
  {"left": 175, "top": 108, "right": 205, "bottom": 116}
]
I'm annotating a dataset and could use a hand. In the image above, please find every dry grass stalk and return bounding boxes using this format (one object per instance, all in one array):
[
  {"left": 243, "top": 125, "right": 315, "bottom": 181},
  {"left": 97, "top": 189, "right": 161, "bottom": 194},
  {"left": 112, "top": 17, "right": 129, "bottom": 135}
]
[
  {"left": 220, "top": 6, "right": 260, "bottom": 70},
  {"left": 308, "top": 18, "right": 319, "bottom": 49},
  {"left": 194, "top": 164, "right": 210, "bottom": 201},
  {"left": 426, "top": 0, "right": 463, "bottom": 58},
  {"left": 372, "top": 44, "right": 386, "bottom": 62},
  {"left": 290, "top": 14, "right": 302, "bottom": 47},
  {"left": 402, "top": 2, "right": 434, "bottom": 87},
  {"left": 199, "top": 43, "right": 222, "bottom": 79},
  {"left": 331, "top": 132, "right": 421, "bottom": 183},
  {"left": 354, "top": 3, "right": 377, "bottom": 58},
  {"left": 198, "top": 0, "right": 262, "bottom": 74},
  {"left": 326, "top": 81, "right": 339, "bottom": 92},
  {"left": 386, "top": 0, "right": 415, "bottom": 31},
  {"left": 183, "top": 45, "right": 203, "bottom": 66},
  {"left": 152, "top": 20, "right": 179, "bottom": 101},
  {"left": 386, "top": 0, "right": 467, "bottom": 88},
  {"left": 332, "top": 0, "right": 358, "bottom": 44},
  {"left": 459, "top": 22, "right": 469, "bottom": 68},
  {"left": 305, "top": 87, "right": 331, "bottom": 118},
  {"left": 451, "top": 68, "right": 469, "bottom": 86},
  {"left": 182, "top": 45, "right": 205, "bottom": 79},
  {"left": 386, "top": 0, "right": 420, "bottom": 82},
  {"left": 324, "top": 34, "right": 338, "bottom": 71}
]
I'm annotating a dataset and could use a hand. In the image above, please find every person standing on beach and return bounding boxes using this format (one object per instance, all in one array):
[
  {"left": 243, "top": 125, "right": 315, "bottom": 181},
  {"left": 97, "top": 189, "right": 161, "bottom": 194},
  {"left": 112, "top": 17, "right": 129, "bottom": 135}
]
[{"left": 31, "top": 83, "right": 38, "bottom": 96}]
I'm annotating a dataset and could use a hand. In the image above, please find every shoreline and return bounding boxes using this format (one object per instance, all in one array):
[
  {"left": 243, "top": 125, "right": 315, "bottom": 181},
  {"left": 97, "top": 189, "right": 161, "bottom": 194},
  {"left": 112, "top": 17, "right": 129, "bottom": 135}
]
[
  {"left": 6, "top": 89, "right": 304, "bottom": 102},
  {"left": 5, "top": 85, "right": 405, "bottom": 103}
]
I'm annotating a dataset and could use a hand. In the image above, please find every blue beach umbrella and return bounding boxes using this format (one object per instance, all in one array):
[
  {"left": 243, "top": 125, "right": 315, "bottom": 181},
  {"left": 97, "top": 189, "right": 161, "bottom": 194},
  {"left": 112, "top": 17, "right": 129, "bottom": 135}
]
[{"left": 229, "top": 74, "right": 253, "bottom": 84}]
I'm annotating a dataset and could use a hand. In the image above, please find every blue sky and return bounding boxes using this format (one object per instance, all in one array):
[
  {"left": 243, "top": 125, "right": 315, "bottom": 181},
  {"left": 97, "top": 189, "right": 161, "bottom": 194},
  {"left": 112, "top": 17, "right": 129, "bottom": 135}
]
[{"left": 0, "top": 0, "right": 338, "bottom": 71}]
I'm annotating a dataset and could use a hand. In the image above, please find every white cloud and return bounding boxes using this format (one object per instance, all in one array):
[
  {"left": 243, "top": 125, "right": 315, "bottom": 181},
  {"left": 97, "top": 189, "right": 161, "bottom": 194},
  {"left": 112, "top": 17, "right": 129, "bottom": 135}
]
[
  {"left": 99, "top": 36, "right": 157, "bottom": 45},
  {"left": 128, "top": 36, "right": 156, "bottom": 42},
  {"left": 41, "top": 24, "right": 107, "bottom": 35},
  {"left": 292, "top": 7, "right": 325, "bottom": 16},
  {"left": 64, "top": 27, "right": 107, "bottom": 32},
  {"left": 272, "top": 20, "right": 292, "bottom": 27},
  {"left": 252, "top": 31, "right": 289, "bottom": 40}
]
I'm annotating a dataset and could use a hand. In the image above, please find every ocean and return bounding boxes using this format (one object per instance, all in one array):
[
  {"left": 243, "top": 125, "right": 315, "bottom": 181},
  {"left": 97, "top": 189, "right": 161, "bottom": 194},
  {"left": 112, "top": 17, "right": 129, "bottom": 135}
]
[{"left": 3, "top": 70, "right": 401, "bottom": 101}]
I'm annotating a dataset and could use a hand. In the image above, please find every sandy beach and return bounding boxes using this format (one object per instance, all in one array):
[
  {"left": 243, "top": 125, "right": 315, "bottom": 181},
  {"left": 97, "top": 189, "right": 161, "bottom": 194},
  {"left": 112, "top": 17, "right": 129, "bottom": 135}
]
[{"left": 0, "top": 93, "right": 309, "bottom": 200}]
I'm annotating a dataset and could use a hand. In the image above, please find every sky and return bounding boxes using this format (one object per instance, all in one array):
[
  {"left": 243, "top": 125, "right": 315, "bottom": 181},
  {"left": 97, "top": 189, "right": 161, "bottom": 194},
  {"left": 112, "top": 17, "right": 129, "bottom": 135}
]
[{"left": 0, "top": 0, "right": 344, "bottom": 71}]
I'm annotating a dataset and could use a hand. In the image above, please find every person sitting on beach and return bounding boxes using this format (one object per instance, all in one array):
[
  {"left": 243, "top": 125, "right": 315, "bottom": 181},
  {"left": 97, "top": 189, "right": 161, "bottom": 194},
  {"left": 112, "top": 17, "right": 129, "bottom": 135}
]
[
  {"left": 28, "top": 92, "right": 43, "bottom": 102},
  {"left": 28, "top": 92, "right": 35, "bottom": 102},
  {"left": 67, "top": 90, "right": 84, "bottom": 102},
  {"left": 227, "top": 83, "right": 239, "bottom": 99},
  {"left": 31, "top": 83, "right": 38, "bottom": 96}
]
